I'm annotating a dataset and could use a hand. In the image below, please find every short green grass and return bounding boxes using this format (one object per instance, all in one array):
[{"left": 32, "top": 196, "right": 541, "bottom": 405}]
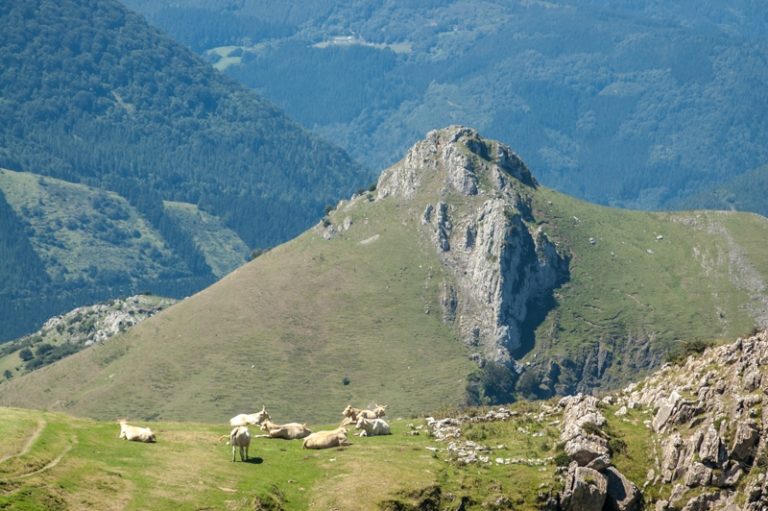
[
  {"left": 530, "top": 189, "right": 762, "bottom": 372},
  {"left": 0, "top": 405, "right": 567, "bottom": 510}
]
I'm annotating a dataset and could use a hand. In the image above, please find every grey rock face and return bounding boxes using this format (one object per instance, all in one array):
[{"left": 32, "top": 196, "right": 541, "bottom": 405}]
[
  {"left": 604, "top": 466, "right": 642, "bottom": 511},
  {"left": 562, "top": 464, "right": 608, "bottom": 511},
  {"left": 559, "top": 394, "right": 611, "bottom": 466},
  {"left": 615, "top": 330, "right": 768, "bottom": 511},
  {"left": 376, "top": 126, "right": 568, "bottom": 364},
  {"left": 730, "top": 420, "right": 760, "bottom": 465}
]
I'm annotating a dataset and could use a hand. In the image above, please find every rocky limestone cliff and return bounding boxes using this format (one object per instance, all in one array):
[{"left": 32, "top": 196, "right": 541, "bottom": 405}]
[
  {"left": 619, "top": 330, "right": 768, "bottom": 511},
  {"left": 554, "top": 329, "right": 768, "bottom": 511},
  {"left": 377, "top": 126, "right": 569, "bottom": 365}
]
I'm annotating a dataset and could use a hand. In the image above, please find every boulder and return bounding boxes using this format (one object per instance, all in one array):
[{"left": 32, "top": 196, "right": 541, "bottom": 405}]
[
  {"left": 562, "top": 464, "right": 608, "bottom": 511},
  {"left": 565, "top": 433, "right": 610, "bottom": 466},
  {"left": 652, "top": 391, "right": 681, "bottom": 432},
  {"left": 698, "top": 425, "right": 725, "bottom": 466},
  {"left": 730, "top": 419, "right": 760, "bottom": 465},
  {"left": 685, "top": 462, "right": 712, "bottom": 488},
  {"left": 604, "top": 467, "right": 642, "bottom": 511}
]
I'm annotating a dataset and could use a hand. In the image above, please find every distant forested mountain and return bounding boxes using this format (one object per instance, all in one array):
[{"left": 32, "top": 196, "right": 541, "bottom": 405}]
[
  {"left": 672, "top": 164, "right": 768, "bottom": 217},
  {"left": 0, "top": 0, "right": 364, "bottom": 248},
  {"left": 0, "top": 0, "right": 364, "bottom": 340},
  {"left": 123, "top": 0, "right": 768, "bottom": 212}
]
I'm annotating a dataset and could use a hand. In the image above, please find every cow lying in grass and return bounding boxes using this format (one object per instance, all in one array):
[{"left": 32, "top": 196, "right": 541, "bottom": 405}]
[
  {"left": 258, "top": 419, "right": 312, "bottom": 440},
  {"left": 229, "top": 406, "right": 270, "bottom": 427},
  {"left": 302, "top": 426, "right": 350, "bottom": 449},
  {"left": 355, "top": 417, "right": 391, "bottom": 437},
  {"left": 358, "top": 404, "right": 387, "bottom": 420},
  {"left": 229, "top": 426, "right": 251, "bottom": 462},
  {"left": 341, "top": 405, "right": 362, "bottom": 422},
  {"left": 342, "top": 403, "right": 387, "bottom": 422},
  {"left": 118, "top": 420, "right": 156, "bottom": 443}
]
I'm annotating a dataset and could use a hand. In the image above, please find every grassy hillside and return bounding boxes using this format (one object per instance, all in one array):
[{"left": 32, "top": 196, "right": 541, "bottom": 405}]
[
  {"left": 163, "top": 201, "right": 250, "bottom": 278},
  {"left": 0, "top": 169, "right": 183, "bottom": 286},
  {"left": 0, "top": 169, "right": 239, "bottom": 340},
  {"left": 0, "top": 294, "right": 175, "bottom": 383},
  {"left": 529, "top": 189, "right": 767, "bottom": 361},
  {"left": 0, "top": 193, "right": 474, "bottom": 422},
  {"left": 1, "top": 126, "right": 767, "bottom": 421},
  {"left": 0, "top": 404, "right": 563, "bottom": 511}
]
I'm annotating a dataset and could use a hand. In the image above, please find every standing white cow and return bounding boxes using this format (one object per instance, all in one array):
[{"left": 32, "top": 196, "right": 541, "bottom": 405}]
[
  {"left": 229, "top": 426, "right": 251, "bottom": 462},
  {"left": 229, "top": 405, "right": 270, "bottom": 427}
]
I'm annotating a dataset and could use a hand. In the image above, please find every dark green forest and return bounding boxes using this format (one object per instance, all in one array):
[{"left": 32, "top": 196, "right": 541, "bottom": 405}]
[
  {"left": 0, "top": 0, "right": 365, "bottom": 250},
  {"left": 0, "top": 0, "right": 365, "bottom": 340}
]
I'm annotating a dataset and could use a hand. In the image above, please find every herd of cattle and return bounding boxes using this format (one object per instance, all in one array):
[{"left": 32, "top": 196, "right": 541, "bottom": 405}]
[{"left": 117, "top": 403, "right": 391, "bottom": 462}]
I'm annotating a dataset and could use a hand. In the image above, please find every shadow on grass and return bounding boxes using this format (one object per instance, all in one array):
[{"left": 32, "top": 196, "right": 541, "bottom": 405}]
[{"left": 243, "top": 456, "right": 264, "bottom": 464}]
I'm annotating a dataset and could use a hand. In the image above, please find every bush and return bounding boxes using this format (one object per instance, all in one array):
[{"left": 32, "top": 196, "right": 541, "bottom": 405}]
[
  {"left": 554, "top": 451, "right": 571, "bottom": 467},
  {"left": 19, "top": 348, "right": 34, "bottom": 361},
  {"left": 609, "top": 437, "right": 627, "bottom": 455},
  {"left": 465, "top": 362, "right": 518, "bottom": 406}
]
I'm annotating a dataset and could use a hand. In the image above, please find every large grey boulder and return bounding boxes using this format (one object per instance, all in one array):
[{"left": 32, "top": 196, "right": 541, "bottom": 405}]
[
  {"left": 730, "top": 419, "right": 760, "bottom": 465},
  {"left": 604, "top": 467, "right": 642, "bottom": 511},
  {"left": 652, "top": 390, "right": 681, "bottom": 432},
  {"left": 562, "top": 464, "right": 608, "bottom": 511},
  {"left": 560, "top": 394, "right": 611, "bottom": 465},
  {"left": 698, "top": 425, "right": 726, "bottom": 466}
]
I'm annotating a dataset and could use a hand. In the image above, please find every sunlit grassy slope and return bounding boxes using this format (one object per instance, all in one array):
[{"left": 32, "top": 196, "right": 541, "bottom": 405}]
[
  {"left": 0, "top": 405, "right": 564, "bottom": 511},
  {"left": 1, "top": 154, "right": 767, "bottom": 420},
  {"left": 530, "top": 189, "right": 768, "bottom": 367},
  {"left": 0, "top": 195, "right": 473, "bottom": 422}
]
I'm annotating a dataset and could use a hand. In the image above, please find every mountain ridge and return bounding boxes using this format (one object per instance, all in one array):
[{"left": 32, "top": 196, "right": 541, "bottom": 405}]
[{"left": 0, "top": 126, "right": 766, "bottom": 421}]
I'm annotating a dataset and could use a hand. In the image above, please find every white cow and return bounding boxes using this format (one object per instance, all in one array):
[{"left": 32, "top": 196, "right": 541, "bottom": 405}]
[
  {"left": 259, "top": 419, "right": 312, "bottom": 440},
  {"left": 302, "top": 426, "right": 350, "bottom": 449},
  {"left": 358, "top": 404, "right": 387, "bottom": 420},
  {"left": 229, "top": 426, "right": 251, "bottom": 462},
  {"left": 118, "top": 420, "right": 156, "bottom": 443},
  {"left": 229, "top": 405, "right": 270, "bottom": 427},
  {"left": 355, "top": 416, "right": 391, "bottom": 437}
]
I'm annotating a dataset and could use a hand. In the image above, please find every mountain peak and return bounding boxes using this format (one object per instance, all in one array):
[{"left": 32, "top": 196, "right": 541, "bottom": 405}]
[
  {"left": 376, "top": 125, "right": 536, "bottom": 200},
  {"left": 368, "top": 127, "right": 564, "bottom": 367}
]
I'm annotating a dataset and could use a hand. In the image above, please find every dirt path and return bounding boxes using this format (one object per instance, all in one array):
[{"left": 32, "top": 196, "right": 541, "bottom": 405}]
[
  {"left": 14, "top": 437, "right": 77, "bottom": 480},
  {"left": 0, "top": 418, "right": 46, "bottom": 464}
]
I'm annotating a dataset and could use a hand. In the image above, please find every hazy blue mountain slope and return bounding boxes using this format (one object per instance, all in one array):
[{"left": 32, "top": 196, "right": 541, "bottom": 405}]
[
  {"left": 0, "top": 168, "right": 215, "bottom": 340},
  {"left": 123, "top": 0, "right": 768, "bottom": 211},
  {"left": 0, "top": 0, "right": 365, "bottom": 250},
  {"left": 671, "top": 164, "right": 768, "bottom": 218},
  {"left": 0, "top": 0, "right": 364, "bottom": 339}
]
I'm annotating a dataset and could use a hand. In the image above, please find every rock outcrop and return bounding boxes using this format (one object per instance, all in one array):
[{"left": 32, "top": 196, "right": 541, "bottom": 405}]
[
  {"left": 1, "top": 295, "right": 175, "bottom": 379},
  {"left": 558, "top": 394, "right": 642, "bottom": 511},
  {"left": 377, "top": 126, "right": 569, "bottom": 365},
  {"left": 612, "top": 330, "right": 768, "bottom": 511}
]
